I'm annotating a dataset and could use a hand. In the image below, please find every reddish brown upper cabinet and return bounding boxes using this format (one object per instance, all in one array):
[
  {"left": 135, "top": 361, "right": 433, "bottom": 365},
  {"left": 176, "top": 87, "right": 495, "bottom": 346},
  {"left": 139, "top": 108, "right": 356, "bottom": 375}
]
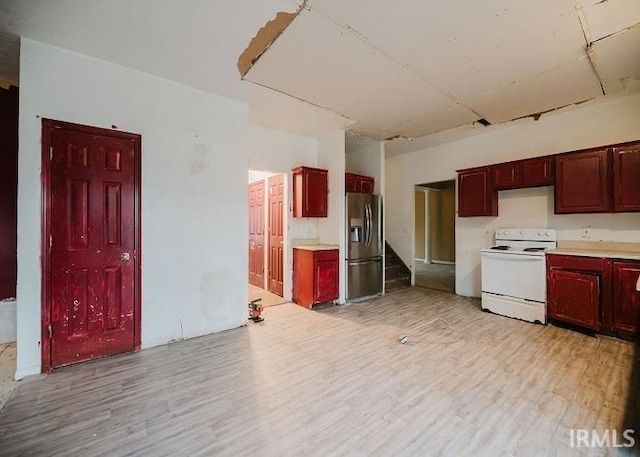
[
  {"left": 554, "top": 148, "right": 612, "bottom": 214},
  {"left": 612, "top": 143, "right": 640, "bottom": 212},
  {"left": 492, "top": 163, "right": 518, "bottom": 190},
  {"left": 292, "top": 248, "right": 339, "bottom": 309},
  {"left": 345, "top": 173, "right": 374, "bottom": 194},
  {"left": 457, "top": 167, "right": 497, "bottom": 217},
  {"left": 292, "top": 166, "right": 328, "bottom": 217},
  {"left": 612, "top": 260, "right": 640, "bottom": 334},
  {"left": 519, "top": 157, "right": 554, "bottom": 187},
  {"left": 492, "top": 157, "right": 554, "bottom": 191}
]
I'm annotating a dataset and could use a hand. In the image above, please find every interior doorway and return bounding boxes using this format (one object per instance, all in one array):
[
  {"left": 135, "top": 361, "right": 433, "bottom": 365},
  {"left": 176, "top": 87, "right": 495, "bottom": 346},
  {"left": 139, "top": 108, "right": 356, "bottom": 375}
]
[
  {"left": 248, "top": 170, "right": 286, "bottom": 307},
  {"left": 414, "top": 180, "right": 456, "bottom": 293}
]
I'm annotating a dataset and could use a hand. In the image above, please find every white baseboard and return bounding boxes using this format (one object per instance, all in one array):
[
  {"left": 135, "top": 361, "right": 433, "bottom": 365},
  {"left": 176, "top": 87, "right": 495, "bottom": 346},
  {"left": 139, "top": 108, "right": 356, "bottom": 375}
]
[{"left": 431, "top": 260, "right": 455, "bottom": 265}]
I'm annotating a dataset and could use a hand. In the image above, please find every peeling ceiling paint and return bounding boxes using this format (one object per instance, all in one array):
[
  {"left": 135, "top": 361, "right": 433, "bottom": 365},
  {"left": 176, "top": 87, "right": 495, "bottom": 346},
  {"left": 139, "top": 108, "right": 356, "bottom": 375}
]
[{"left": 244, "top": 0, "right": 640, "bottom": 140}]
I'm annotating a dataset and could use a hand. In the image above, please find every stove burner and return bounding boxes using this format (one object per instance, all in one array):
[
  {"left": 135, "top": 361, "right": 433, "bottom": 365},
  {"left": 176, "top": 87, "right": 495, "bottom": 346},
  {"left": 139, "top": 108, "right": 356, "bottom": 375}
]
[
  {"left": 491, "top": 245, "right": 511, "bottom": 250},
  {"left": 523, "top": 247, "right": 546, "bottom": 252}
]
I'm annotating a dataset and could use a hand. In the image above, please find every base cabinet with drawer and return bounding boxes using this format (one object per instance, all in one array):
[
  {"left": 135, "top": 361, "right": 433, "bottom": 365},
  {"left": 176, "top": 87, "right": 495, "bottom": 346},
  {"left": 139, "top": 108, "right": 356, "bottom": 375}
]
[
  {"left": 547, "top": 254, "right": 640, "bottom": 335},
  {"left": 293, "top": 248, "right": 339, "bottom": 309}
]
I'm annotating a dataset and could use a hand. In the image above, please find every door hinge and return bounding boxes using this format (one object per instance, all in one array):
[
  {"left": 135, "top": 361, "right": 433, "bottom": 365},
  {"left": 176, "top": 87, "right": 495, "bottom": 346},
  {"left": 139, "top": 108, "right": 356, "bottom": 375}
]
[{"left": 48, "top": 324, "right": 52, "bottom": 338}]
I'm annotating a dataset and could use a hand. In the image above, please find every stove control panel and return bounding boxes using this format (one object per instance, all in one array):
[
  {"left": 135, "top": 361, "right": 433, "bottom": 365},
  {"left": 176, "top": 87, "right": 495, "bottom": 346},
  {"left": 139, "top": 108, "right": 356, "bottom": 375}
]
[{"left": 495, "top": 228, "right": 557, "bottom": 241}]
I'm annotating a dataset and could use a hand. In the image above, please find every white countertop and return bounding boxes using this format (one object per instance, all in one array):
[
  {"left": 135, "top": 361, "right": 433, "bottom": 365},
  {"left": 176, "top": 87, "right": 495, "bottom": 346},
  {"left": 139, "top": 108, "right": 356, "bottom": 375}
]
[
  {"left": 547, "top": 248, "right": 640, "bottom": 261},
  {"left": 293, "top": 244, "right": 339, "bottom": 251}
]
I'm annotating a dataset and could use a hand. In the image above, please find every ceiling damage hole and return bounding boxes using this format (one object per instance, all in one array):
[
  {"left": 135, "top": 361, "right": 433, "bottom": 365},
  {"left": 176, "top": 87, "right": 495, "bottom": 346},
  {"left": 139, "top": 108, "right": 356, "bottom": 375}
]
[{"left": 476, "top": 118, "right": 492, "bottom": 127}]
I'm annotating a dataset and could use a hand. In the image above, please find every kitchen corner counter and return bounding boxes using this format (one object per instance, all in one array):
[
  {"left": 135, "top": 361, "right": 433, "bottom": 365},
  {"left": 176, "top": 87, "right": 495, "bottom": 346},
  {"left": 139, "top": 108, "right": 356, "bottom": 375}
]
[
  {"left": 546, "top": 248, "right": 640, "bottom": 261},
  {"left": 293, "top": 244, "right": 340, "bottom": 251}
]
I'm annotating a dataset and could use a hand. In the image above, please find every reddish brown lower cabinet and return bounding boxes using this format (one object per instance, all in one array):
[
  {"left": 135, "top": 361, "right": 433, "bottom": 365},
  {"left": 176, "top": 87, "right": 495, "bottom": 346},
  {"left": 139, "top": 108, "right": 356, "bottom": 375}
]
[
  {"left": 457, "top": 167, "right": 497, "bottom": 217},
  {"left": 548, "top": 269, "right": 601, "bottom": 330},
  {"left": 293, "top": 248, "right": 339, "bottom": 309},
  {"left": 546, "top": 253, "right": 640, "bottom": 336},
  {"left": 612, "top": 261, "right": 640, "bottom": 334}
]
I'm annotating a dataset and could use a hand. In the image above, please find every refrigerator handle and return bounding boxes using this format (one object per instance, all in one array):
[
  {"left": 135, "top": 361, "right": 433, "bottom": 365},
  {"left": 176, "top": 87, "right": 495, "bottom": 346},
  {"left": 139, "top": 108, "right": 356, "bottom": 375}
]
[{"left": 365, "top": 203, "right": 372, "bottom": 246}]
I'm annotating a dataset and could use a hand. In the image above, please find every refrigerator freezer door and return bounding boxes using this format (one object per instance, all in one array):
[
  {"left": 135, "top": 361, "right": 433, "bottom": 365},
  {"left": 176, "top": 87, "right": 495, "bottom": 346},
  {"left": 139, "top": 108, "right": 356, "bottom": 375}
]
[
  {"left": 347, "top": 193, "right": 382, "bottom": 260},
  {"left": 347, "top": 257, "right": 383, "bottom": 300}
]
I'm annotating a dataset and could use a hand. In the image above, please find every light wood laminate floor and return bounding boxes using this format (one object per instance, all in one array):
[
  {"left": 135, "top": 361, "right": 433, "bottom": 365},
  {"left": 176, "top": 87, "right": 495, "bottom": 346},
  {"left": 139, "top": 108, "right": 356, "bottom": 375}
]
[{"left": 0, "top": 288, "right": 638, "bottom": 456}]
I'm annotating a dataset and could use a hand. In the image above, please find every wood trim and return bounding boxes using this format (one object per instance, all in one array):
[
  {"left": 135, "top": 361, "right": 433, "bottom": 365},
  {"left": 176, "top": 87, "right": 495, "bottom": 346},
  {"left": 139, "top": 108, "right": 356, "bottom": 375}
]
[{"left": 40, "top": 119, "right": 142, "bottom": 372}]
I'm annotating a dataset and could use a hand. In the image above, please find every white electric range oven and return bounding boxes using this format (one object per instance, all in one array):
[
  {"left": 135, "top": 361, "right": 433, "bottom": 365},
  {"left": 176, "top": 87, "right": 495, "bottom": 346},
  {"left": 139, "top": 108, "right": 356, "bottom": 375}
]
[{"left": 481, "top": 228, "right": 557, "bottom": 324}]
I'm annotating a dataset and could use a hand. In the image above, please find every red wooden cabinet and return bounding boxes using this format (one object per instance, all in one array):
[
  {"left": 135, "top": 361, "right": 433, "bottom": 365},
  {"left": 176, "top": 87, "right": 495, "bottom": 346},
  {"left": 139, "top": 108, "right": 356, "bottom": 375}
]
[
  {"left": 492, "top": 163, "right": 518, "bottom": 189},
  {"left": 554, "top": 148, "right": 612, "bottom": 213},
  {"left": 612, "top": 260, "right": 640, "bottom": 334},
  {"left": 546, "top": 254, "right": 613, "bottom": 331},
  {"left": 293, "top": 248, "right": 339, "bottom": 309},
  {"left": 612, "top": 142, "right": 640, "bottom": 212},
  {"left": 292, "top": 166, "right": 328, "bottom": 217},
  {"left": 457, "top": 167, "right": 497, "bottom": 217},
  {"left": 345, "top": 173, "right": 374, "bottom": 194},
  {"left": 519, "top": 157, "right": 554, "bottom": 187},
  {"left": 548, "top": 268, "right": 601, "bottom": 330},
  {"left": 492, "top": 157, "right": 554, "bottom": 191}
]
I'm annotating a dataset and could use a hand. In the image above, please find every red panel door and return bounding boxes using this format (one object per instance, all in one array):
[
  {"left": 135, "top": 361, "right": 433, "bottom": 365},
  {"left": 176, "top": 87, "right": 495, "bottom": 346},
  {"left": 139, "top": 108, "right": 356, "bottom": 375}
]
[
  {"left": 248, "top": 181, "right": 265, "bottom": 288},
  {"left": 268, "top": 175, "right": 284, "bottom": 296},
  {"left": 46, "top": 122, "right": 139, "bottom": 368}
]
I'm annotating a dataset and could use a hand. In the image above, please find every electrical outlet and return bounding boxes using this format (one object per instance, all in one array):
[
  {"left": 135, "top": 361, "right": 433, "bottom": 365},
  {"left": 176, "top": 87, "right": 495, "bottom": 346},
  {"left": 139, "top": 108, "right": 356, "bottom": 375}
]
[{"left": 581, "top": 226, "right": 591, "bottom": 239}]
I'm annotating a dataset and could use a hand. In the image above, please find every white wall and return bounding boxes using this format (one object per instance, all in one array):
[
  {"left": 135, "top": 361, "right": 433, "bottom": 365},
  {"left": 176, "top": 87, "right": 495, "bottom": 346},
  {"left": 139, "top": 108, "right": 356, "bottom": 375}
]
[
  {"left": 248, "top": 124, "right": 319, "bottom": 300},
  {"left": 248, "top": 170, "right": 276, "bottom": 183},
  {"left": 317, "top": 130, "right": 346, "bottom": 303},
  {"left": 0, "top": 299, "right": 16, "bottom": 344},
  {"left": 17, "top": 39, "right": 250, "bottom": 378},
  {"left": 346, "top": 139, "right": 384, "bottom": 194},
  {"left": 386, "top": 93, "right": 640, "bottom": 298}
]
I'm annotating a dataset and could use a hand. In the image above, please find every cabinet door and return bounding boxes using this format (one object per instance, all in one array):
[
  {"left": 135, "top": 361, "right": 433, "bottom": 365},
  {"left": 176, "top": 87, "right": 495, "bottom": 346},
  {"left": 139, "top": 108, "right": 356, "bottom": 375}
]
[
  {"left": 492, "top": 163, "right": 518, "bottom": 189},
  {"left": 345, "top": 173, "right": 358, "bottom": 193},
  {"left": 458, "top": 168, "right": 497, "bottom": 217},
  {"left": 293, "top": 167, "right": 328, "bottom": 217},
  {"left": 548, "top": 268, "right": 600, "bottom": 330},
  {"left": 314, "top": 259, "right": 338, "bottom": 303},
  {"left": 554, "top": 149, "right": 611, "bottom": 213},
  {"left": 612, "top": 261, "right": 640, "bottom": 334},
  {"left": 304, "top": 168, "right": 328, "bottom": 217},
  {"left": 360, "top": 176, "right": 374, "bottom": 194},
  {"left": 520, "top": 157, "right": 554, "bottom": 187},
  {"left": 613, "top": 143, "right": 640, "bottom": 212}
]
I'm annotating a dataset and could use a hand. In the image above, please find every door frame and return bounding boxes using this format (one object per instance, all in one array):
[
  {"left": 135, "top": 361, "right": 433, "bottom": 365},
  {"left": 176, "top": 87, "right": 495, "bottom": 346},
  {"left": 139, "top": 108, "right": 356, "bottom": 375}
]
[
  {"left": 40, "top": 119, "right": 142, "bottom": 373},
  {"left": 267, "top": 174, "right": 284, "bottom": 296}
]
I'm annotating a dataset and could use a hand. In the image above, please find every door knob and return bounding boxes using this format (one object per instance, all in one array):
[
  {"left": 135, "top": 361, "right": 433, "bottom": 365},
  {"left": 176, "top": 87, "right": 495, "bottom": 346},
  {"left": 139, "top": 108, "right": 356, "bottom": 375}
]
[{"left": 121, "top": 252, "right": 131, "bottom": 261}]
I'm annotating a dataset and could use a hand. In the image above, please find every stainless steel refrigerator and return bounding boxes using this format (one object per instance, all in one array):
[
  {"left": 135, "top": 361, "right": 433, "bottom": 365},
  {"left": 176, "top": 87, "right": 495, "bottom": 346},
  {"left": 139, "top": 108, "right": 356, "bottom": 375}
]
[{"left": 346, "top": 193, "right": 383, "bottom": 300}]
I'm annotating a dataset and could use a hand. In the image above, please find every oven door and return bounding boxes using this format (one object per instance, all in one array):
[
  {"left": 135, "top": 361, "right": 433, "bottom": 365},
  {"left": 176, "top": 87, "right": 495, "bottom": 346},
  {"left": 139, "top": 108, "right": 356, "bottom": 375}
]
[{"left": 481, "top": 251, "right": 546, "bottom": 302}]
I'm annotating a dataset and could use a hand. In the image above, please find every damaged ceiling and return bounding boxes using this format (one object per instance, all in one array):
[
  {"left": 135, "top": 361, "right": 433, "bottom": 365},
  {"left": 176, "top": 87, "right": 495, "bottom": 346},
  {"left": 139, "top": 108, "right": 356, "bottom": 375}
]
[
  {"left": 0, "top": 0, "right": 637, "bottom": 144},
  {"left": 241, "top": 0, "right": 640, "bottom": 140}
]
